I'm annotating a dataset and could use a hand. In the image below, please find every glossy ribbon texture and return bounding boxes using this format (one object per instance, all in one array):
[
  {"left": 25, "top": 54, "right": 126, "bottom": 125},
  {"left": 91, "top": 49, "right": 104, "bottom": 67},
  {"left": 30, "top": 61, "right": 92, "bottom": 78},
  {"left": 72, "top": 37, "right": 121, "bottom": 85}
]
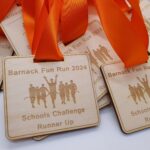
[{"left": 0, "top": 0, "right": 149, "bottom": 67}]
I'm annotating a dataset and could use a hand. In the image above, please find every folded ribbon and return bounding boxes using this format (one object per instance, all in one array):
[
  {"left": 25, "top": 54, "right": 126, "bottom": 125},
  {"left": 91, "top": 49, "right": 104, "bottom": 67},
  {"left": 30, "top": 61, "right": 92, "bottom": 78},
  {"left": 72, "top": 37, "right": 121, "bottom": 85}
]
[{"left": 0, "top": 0, "right": 149, "bottom": 67}]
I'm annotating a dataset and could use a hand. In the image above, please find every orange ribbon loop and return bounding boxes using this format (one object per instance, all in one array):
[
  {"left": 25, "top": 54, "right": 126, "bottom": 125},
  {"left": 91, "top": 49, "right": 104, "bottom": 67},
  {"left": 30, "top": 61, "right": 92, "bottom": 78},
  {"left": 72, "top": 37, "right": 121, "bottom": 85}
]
[
  {"left": 29, "top": 0, "right": 64, "bottom": 61},
  {"left": 0, "top": 0, "right": 15, "bottom": 21},
  {"left": 93, "top": 0, "right": 148, "bottom": 67},
  {"left": 0, "top": 0, "right": 149, "bottom": 67},
  {"left": 61, "top": 0, "right": 88, "bottom": 44}
]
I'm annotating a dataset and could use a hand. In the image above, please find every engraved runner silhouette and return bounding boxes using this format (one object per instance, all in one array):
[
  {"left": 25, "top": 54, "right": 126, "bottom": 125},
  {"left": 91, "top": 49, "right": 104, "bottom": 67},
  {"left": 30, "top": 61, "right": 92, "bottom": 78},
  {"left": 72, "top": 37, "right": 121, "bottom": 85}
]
[
  {"left": 136, "top": 83, "right": 147, "bottom": 103},
  {"left": 128, "top": 84, "right": 147, "bottom": 104},
  {"left": 87, "top": 48, "right": 99, "bottom": 68},
  {"left": 128, "top": 84, "right": 137, "bottom": 104},
  {"left": 93, "top": 49, "right": 105, "bottom": 64},
  {"left": 69, "top": 80, "right": 78, "bottom": 104},
  {"left": 26, "top": 84, "right": 50, "bottom": 108},
  {"left": 93, "top": 45, "right": 113, "bottom": 64},
  {"left": 98, "top": 45, "right": 113, "bottom": 61},
  {"left": 44, "top": 75, "right": 58, "bottom": 108},
  {"left": 39, "top": 84, "right": 49, "bottom": 108},
  {"left": 59, "top": 81, "right": 66, "bottom": 104},
  {"left": 29, "top": 84, "right": 36, "bottom": 108},
  {"left": 128, "top": 74, "right": 150, "bottom": 104},
  {"left": 137, "top": 75, "right": 150, "bottom": 98},
  {"left": 65, "top": 82, "right": 70, "bottom": 101},
  {"left": 36, "top": 86, "right": 41, "bottom": 105}
]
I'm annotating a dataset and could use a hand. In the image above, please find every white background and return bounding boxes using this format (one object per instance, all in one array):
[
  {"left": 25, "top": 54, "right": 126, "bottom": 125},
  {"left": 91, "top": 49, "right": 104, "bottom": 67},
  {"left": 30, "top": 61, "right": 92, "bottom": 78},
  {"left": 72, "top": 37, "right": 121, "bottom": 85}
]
[
  {"left": 0, "top": 92, "right": 150, "bottom": 150},
  {"left": 1, "top": 0, "right": 150, "bottom": 149}
]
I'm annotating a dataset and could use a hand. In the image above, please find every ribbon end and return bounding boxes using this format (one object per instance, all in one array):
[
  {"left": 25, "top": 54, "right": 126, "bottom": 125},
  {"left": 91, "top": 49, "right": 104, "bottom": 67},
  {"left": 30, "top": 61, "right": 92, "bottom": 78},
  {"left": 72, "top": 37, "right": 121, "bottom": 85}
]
[
  {"left": 33, "top": 55, "right": 64, "bottom": 63},
  {"left": 124, "top": 54, "right": 149, "bottom": 68}
]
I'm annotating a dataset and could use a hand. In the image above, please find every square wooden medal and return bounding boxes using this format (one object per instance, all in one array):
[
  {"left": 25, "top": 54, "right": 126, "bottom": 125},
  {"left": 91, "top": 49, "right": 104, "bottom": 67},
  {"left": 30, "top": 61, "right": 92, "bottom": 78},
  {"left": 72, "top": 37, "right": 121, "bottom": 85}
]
[
  {"left": 101, "top": 62, "right": 150, "bottom": 133},
  {"left": 0, "top": 36, "right": 13, "bottom": 87},
  {"left": 3, "top": 54, "right": 99, "bottom": 140}
]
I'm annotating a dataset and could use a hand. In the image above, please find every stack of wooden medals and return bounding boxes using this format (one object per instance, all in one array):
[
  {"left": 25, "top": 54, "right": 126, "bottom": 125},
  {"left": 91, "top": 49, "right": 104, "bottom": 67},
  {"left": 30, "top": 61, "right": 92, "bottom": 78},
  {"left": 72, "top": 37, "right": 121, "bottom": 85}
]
[{"left": 0, "top": 0, "right": 150, "bottom": 141}]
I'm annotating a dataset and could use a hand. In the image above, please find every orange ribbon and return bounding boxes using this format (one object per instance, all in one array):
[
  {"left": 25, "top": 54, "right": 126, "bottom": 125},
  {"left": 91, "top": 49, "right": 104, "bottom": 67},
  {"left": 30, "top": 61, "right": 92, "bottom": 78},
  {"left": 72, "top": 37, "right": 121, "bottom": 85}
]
[{"left": 0, "top": 0, "right": 149, "bottom": 67}]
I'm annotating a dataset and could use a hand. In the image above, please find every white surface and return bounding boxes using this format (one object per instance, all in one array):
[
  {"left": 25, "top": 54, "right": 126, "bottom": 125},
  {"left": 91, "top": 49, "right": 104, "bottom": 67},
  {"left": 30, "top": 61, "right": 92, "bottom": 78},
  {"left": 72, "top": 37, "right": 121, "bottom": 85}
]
[
  {"left": 1, "top": 0, "right": 150, "bottom": 149},
  {"left": 0, "top": 92, "right": 150, "bottom": 150}
]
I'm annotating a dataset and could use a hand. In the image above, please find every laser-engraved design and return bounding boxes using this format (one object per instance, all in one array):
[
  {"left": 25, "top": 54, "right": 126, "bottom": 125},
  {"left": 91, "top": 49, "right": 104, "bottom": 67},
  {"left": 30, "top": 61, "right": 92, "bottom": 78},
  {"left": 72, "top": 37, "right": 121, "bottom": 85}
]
[
  {"left": 93, "top": 45, "right": 113, "bottom": 64},
  {"left": 128, "top": 75, "right": 150, "bottom": 104},
  {"left": 25, "top": 76, "right": 79, "bottom": 109}
]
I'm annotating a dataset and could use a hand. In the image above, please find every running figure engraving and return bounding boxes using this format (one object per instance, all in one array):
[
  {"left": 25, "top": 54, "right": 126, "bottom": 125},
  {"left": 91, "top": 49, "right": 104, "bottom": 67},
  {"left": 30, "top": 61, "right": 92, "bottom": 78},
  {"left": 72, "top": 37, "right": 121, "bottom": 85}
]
[
  {"left": 26, "top": 84, "right": 49, "bottom": 108},
  {"left": 29, "top": 84, "right": 36, "bottom": 108},
  {"left": 92, "top": 45, "right": 113, "bottom": 64},
  {"left": 137, "top": 75, "right": 150, "bottom": 98},
  {"left": 25, "top": 76, "right": 79, "bottom": 108},
  {"left": 39, "top": 84, "right": 49, "bottom": 108},
  {"left": 97, "top": 46, "right": 113, "bottom": 61},
  {"left": 136, "top": 83, "right": 146, "bottom": 103},
  {"left": 128, "top": 84, "right": 137, "bottom": 104},
  {"left": 59, "top": 81, "right": 66, "bottom": 104},
  {"left": 93, "top": 49, "right": 105, "bottom": 64},
  {"left": 36, "top": 86, "right": 41, "bottom": 105},
  {"left": 65, "top": 82, "right": 70, "bottom": 101},
  {"left": 128, "top": 74, "right": 150, "bottom": 104},
  {"left": 88, "top": 50, "right": 99, "bottom": 68},
  {"left": 69, "top": 80, "right": 78, "bottom": 104},
  {"left": 44, "top": 75, "right": 58, "bottom": 108}
]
